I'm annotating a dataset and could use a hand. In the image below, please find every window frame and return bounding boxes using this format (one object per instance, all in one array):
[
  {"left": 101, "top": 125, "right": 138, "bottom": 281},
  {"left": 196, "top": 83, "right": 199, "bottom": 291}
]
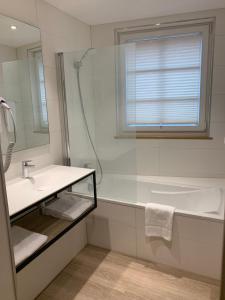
[
  {"left": 115, "top": 18, "right": 215, "bottom": 139},
  {"left": 27, "top": 46, "right": 48, "bottom": 134}
]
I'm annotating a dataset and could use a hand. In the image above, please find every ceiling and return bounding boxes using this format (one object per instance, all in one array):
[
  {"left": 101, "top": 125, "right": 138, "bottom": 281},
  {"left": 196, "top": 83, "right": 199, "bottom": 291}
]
[{"left": 46, "top": 0, "right": 225, "bottom": 25}]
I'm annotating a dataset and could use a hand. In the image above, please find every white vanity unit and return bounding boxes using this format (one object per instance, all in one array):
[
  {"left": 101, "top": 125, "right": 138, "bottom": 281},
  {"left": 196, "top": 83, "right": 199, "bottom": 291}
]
[{"left": 6, "top": 165, "right": 97, "bottom": 300}]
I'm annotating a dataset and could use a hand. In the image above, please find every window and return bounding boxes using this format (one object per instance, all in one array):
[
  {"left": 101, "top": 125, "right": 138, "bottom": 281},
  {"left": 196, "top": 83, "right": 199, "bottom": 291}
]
[
  {"left": 116, "top": 19, "right": 214, "bottom": 138},
  {"left": 28, "top": 47, "right": 48, "bottom": 132}
]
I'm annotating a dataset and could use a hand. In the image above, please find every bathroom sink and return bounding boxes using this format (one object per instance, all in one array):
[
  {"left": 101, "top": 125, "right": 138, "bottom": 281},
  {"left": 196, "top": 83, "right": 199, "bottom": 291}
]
[
  {"left": 26, "top": 171, "right": 67, "bottom": 192},
  {"left": 6, "top": 165, "right": 94, "bottom": 217}
]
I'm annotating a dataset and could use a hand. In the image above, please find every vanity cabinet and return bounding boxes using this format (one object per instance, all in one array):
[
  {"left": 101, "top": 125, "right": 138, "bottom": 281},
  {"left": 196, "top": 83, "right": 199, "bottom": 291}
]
[{"left": 7, "top": 165, "right": 97, "bottom": 272}]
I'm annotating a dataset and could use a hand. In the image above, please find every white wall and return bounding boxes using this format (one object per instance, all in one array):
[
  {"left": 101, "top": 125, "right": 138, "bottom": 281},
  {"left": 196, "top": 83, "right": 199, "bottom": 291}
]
[
  {"left": 0, "top": 0, "right": 91, "bottom": 180},
  {"left": 92, "top": 9, "right": 225, "bottom": 178}
]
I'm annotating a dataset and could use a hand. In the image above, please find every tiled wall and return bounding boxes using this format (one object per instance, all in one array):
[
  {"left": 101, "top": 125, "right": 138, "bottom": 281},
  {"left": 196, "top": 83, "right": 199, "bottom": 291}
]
[
  {"left": 0, "top": 0, "right": 91, "bottom": 181},
  {"left": 91, "top": 9, "right": 225, "bottom": 178}
]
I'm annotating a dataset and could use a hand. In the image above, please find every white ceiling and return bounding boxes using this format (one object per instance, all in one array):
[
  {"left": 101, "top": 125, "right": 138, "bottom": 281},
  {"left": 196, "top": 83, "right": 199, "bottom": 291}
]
[{"left": 46, "top": 0, "right": 225, "bottom": 25}]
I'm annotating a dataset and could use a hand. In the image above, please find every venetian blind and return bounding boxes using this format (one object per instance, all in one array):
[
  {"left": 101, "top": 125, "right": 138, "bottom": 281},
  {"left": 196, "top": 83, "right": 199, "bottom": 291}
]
[{"left": 125, "top": 33, "right": 203, "bottom": 128}]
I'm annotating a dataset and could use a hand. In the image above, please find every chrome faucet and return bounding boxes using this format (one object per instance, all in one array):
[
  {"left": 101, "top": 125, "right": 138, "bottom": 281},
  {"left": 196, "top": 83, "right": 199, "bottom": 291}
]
[{"left": 22, "top": 160, "right": 35, "bottom": 178}]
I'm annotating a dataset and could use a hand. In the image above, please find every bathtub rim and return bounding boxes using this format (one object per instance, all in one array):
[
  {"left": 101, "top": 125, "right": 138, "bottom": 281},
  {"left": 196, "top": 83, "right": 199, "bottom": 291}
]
[
  {"left": 96, "top": 195, "right": 224, "bottom": 223},
  {"left": 94, "top": 174, "right": 225, "bottom": 222},
  {"left": 77, "top": 174, "right": 225, "bottom": 222}
]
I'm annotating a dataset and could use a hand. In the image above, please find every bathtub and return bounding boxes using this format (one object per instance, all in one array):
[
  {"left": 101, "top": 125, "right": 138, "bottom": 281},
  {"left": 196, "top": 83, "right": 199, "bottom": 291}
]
[
  {"left": 96, "top": 174, "right": 225, "bottom": 220},
  {"left": 78, "top": 174, "right": 225, "bottom": 280}
]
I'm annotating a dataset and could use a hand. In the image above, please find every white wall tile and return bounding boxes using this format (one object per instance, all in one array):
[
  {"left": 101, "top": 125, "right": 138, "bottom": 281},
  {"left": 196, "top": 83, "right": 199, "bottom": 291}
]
[
  {"left": 211, "top": 94, "right": 225, "bottom": 122},
  {"left": 87, "top": 214, "right": 137, "bottom": 257},
  {"left": 215, "top": 9, "right": 225, "bottom": 35},
  {"left": 214, "top": 35, "right": 225, "bottom": 66},
  {"left": 87, "top": 201, "right": 137, "bottom": 257},
  {"left": 100, "top": 148, "right": 138, "bottom": 175},
  {"left": 136, "top": 145, "right": 160, "bottom": 175},
  {"left": 159, "top": 148, "right": 225, "bottom": 177},
  {"left": 157, "top": 122, "right": 225, "bottom": 151},
  {"left": 92, "top": 200, "right": 136, "bottom": 227},
  {"left": 136, "top": 228, "right": 222, "bottom": 279},
  {"left": 136, "top": 208, "right": 223, "bottom": 245},
  {"left": 135, "top": 208, "right": 223, "bottom": 279},
  {"left": 213, "top": 66, "right": 225, "bottom": 94}
]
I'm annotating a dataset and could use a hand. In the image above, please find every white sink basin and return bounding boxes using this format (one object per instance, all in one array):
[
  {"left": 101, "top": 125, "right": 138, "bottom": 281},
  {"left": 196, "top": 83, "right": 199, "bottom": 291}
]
[{"left": 6, "top": 165, "right": 94, "bottom": 217}]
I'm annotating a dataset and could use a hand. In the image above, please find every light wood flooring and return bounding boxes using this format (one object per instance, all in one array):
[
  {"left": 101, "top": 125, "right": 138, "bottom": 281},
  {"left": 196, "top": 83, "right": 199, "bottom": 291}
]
[{"left": 37, "top": 245, "right": 220, "bottom": 300}]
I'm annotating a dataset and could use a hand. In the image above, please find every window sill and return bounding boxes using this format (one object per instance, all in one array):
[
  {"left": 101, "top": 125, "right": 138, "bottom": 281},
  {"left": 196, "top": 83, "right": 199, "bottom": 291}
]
[{"left": 115, "top": 133, "right": 213, "bottom": 140}]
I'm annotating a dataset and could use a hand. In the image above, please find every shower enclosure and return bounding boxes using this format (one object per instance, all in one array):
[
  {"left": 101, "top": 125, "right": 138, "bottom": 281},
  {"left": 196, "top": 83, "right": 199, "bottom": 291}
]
[{"left": 56, "top": 45, "right": 138, "bottom": 202}]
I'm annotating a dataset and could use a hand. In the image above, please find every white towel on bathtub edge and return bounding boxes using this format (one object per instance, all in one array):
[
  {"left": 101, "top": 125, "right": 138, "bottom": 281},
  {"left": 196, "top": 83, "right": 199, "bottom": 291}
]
[{"left": 145, "top": 203, "right": 175, "bottom": 242}]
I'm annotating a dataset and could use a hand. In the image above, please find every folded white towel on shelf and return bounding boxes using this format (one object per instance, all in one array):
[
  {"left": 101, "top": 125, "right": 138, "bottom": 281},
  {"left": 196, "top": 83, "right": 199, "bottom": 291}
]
[
  {"left": 145, "top": 203, "right": 175, "bottom": 242},
  {"left": 11, "top": 226, "right": 48, "bottom": 266},
  {"left": 42, "top": 192, "right": 92, "bottom": 222}
]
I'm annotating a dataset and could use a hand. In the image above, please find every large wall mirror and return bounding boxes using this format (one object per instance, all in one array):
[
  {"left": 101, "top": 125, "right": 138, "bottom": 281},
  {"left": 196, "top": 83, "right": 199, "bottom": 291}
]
[{"left": 0, "top": 14, "right": 49, "bottom": 154}]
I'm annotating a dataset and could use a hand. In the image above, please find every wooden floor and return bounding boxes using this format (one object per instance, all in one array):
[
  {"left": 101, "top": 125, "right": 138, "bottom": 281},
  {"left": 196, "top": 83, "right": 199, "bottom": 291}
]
[{"left": 37, "top": 245, "right": 220, "bottom": 300}]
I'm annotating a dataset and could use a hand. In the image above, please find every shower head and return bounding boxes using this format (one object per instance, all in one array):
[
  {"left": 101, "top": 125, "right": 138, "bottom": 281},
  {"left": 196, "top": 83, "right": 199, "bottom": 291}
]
[{"left": 74, "top": 48, "right": 95, "bottom": 69}]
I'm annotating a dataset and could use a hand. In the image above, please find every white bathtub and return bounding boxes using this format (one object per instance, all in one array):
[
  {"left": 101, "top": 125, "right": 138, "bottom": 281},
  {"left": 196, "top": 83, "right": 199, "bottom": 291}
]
[
  {"left": 96, "top": 174, "right": 225, "bottom": 220},
  {"left": 83, "top": 174, "right": 225, "bottom": 280}
]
